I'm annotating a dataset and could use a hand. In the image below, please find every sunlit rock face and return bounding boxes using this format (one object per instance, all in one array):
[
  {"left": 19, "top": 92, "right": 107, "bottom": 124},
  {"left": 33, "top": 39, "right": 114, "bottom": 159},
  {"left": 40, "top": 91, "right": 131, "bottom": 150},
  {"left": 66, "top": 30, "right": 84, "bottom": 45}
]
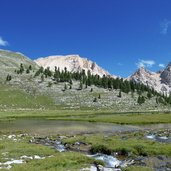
[
  {"left": 128, "top": 64, "right": 171, "bottom": 95},
  {"left": 161, "top": 62, "right": 171, "bottom": 86},
  {"left": 34, "top": 55, "right": 114, "bottom": 77}
]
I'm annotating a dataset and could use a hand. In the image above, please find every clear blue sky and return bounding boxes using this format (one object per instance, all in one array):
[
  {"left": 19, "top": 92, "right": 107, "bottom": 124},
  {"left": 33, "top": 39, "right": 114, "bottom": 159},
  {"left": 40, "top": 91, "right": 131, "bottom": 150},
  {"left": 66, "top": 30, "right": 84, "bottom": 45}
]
[{"left": 0, "top": 0, "right": 171, "bottom": 77}]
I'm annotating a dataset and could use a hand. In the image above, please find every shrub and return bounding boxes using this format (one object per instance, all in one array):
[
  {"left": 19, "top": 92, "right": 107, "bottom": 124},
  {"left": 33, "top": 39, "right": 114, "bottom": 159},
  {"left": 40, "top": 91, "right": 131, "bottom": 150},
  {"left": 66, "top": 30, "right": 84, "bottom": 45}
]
[
  {"left": 90, "top": 144, "right": 112, "bottom": 155},
  {"left": 134, "top": 145, "right": 148, "bottom": 156}
]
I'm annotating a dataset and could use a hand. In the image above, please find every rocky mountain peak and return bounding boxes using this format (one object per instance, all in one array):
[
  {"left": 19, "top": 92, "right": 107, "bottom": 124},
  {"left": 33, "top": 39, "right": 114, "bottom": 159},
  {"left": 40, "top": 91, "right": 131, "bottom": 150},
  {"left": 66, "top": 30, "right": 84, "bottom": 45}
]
[
  {"left": 129, "top": 62, "right": 171, "bottom": 95},
  {"left": 160, "top": 62, "right": 171, "bottom": 85},
  {"left": 165, "top": 62, "right": 171, "bottom": 71},
  {"left": 35, "top": 55, "right": 112, "bottom": 77},
  {"left": 130, "top": 67, "right": 155, "bottom": 82}
]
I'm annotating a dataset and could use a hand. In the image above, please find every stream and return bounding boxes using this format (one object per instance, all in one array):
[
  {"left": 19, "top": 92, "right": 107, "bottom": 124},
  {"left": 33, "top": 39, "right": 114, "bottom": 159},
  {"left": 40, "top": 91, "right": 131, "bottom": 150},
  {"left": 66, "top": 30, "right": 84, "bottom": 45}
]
[{"left": 0, "top": 119, "right": 171, "bottom": 170}]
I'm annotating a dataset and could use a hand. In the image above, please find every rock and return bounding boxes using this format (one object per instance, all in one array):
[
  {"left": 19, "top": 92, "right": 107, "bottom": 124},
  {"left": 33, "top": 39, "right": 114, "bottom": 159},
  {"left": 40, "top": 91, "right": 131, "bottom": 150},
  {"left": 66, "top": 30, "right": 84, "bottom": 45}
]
[
  {"left": 134, "top": 156, "right": 171, "bottom": 171},
  {"left": 129, "top": 62, "right": 171, "bottom": 94},
  {"left": 35, "top": 55, "right": 113, "bottom": 77}
]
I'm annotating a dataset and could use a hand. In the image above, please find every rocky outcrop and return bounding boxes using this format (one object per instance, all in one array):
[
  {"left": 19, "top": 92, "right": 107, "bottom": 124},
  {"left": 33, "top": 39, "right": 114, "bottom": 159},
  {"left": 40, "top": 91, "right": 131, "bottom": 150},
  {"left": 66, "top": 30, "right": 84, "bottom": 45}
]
[
  {"left": 34, "top": 55, "right": 111, "bottom": 77},
  {"left": 129, "top": 66, "right": 171, "bottom": 95},
  {"left": 161, "top": 62, "right": 171, "bottom": 86}
]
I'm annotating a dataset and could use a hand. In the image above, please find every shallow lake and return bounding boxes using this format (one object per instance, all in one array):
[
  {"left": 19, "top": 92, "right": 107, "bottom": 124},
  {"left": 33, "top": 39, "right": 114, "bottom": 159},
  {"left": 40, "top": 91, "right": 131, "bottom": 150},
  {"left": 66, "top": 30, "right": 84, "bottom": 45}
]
[{"left": 0, "top": 119, "right": 171, "bottom": 136}]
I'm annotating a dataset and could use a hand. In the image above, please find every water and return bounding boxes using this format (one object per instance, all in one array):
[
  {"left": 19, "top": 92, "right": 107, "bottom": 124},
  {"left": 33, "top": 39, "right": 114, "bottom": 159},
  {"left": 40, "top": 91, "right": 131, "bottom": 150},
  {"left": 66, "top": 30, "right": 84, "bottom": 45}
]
[
  {"left": 0, "top": 119, "right": 170, "bottom": 136},
  {"left": 87, "top": 154, "right": 121, "bottom": 168},
  {"left": 145, "top": 134, "right": 171, "bottom": 143}
]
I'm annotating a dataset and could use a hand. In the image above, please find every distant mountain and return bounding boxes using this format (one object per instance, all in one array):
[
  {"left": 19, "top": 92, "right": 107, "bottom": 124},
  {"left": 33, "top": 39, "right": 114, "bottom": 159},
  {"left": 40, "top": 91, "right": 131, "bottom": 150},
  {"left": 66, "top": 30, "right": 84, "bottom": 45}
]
[
  {"left": 161, "top": 62, "right": 171, "bottom": 86},
  {"left": 129, "top": 64, "right": 171, "bottom": 95},
  {"left": 34, "top": 55, "right": 112, "bottom": 77}
]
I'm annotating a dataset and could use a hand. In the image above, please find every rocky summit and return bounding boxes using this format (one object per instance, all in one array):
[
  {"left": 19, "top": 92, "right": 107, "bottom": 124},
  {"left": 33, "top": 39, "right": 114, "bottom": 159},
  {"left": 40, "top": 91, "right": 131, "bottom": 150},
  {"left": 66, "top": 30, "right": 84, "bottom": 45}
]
[
  {"left": 129, "top": 64, "right": 171, "bottom": 95},
  {"left": 34, "top": 54, "right": 112, "bottom": 77}
]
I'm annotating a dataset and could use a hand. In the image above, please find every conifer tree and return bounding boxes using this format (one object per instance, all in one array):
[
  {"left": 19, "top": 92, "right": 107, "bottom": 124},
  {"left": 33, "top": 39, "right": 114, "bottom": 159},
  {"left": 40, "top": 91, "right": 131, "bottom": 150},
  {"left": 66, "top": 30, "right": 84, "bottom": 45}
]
[
  {"left": 19, "top": 63, "right": 24, "bottom": 74},
  {"left": 29, "top": 65, "right": 32, "bottom": 70},
  {"left": 41, "top": 74, "right": 44, "bottom": 82},
  {"left": 6, "top": 74, "right": 12, "bottom": 81},
  {"left": 118, "top": 90, "right": 122, "bottom": 98},
  {"left": 79, "top": 81, "right": 83, "bottom": 90},
  {"left": 147, "top": 91, "right": 152, "bottom": 99},
  {"left": 98, "top": 94, "right": 101, "bottom": 99},
  {"left": 64, "top": 83, "right": 68, "bottom": 90},
  {"left": 26, "top": 69, "right": 30, "bottom": 74}
]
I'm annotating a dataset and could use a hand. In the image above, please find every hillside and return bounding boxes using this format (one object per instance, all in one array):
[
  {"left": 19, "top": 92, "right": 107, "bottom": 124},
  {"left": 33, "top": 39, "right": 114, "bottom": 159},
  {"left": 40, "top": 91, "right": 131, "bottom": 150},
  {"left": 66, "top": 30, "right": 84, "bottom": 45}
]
[
  {"left": 0, "top": 50, "right": 38, "bottom": 81},
  {"left": 0, "top": 50, "right": 171, "bottom": 112}
]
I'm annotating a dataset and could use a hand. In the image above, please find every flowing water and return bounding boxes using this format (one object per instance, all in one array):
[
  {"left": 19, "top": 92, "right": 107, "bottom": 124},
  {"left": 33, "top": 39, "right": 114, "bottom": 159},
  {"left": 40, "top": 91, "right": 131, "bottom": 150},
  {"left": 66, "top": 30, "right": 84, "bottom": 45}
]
[{"left": 0, "top": 119, "right": 170, "bottom": 170}]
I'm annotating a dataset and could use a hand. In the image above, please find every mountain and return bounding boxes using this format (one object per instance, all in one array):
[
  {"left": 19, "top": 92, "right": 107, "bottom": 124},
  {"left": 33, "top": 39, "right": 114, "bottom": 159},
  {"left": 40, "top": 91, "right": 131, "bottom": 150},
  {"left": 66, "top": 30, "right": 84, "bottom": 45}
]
[
  {"left": 0, "top": 49, "right": 38, "bottom": 80},
  {"left": 0, "top": 49, "right": 170, "bottom": 111},
  {"left": 161, "top": 62, "right": 171, "bottom": 86},
  {"left": 129, "top": 65, "right": 171, "bottom": 95},
  {"left": 34, "top": 55, "right": 111, "bottom": 77}
]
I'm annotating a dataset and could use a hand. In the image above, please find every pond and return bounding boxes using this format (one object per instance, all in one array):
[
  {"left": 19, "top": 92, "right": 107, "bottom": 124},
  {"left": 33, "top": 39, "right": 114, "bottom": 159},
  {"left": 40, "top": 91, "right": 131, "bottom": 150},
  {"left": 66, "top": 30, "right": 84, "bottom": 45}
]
[{"left": 0, "top": 119, "right": 171, "bottom": 136}]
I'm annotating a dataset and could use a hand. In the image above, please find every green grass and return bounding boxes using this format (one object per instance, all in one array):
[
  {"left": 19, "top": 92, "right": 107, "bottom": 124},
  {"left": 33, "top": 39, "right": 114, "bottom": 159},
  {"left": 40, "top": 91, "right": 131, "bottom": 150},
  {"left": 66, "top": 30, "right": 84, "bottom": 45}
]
[
  {"left": 0, "top": 108, "right": 171, "bottom": 125},
  {"left": 62, "top": 134, "right": 171, "bottom": 157},
  {"left": 123, "top": 166, "right": 153, "bottom": 171},
  {"left": 0, "top": 135, "right": 55, "bottom": 162},
  {"left": 9, "top": 152, "right": 94, "bottom": 171},
  {"left": 87, "top": 113, "right": 171, "bottom": 124},
  {"left": 0, "top": 84, "right": 55, "bottom": 109},
  {"left": 0, "top": 132, "right": 167, "bottom": 171},
  {"left": 0, "top": 133, "right": 95, "bottom": 171},
  {"left": 48, "top": 112, "right": 171, "bottom": 125}
]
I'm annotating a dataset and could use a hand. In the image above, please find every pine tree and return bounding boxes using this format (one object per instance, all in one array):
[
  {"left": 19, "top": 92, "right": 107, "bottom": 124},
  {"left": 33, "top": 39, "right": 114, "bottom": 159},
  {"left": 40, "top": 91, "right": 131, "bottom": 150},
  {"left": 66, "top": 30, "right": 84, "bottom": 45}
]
[
  {"left": 19, "top": 63, "right": 24, "bottom": 74},
  {"left": 44, "top": 67, "right": 52, "bottom": 77},
  {"left": 26, "top": 69, "right": 30, "bottom": 74},
  {"left": 137, "top": 96, "right": 141, "bottom": 105},
  {"left": 137, "top": 96, "right": 145, "bottom": 105},
  {"left": 64, "top": 83, "right": 68, "bottom": 90},
  {"left": 98, "top": 94, "right": 101, "bottom": 99},
  {"left": 6, "top": 74, "right": 12, "bottom": 81},
  {"left": 147, "top": 91, "right": 152, "bottom": 99},
  {"left": 85, "top": 81, "right": 88, "bottom": 88},
  {"left": 79, "top": 81, "right": 83, "bottom": 90},
  {"left": 93, "top": 97, "right": 97, "bottom": 102},
  {"left": 48, "top": 82, "right": 52, "bottom": 87},
  {"left": 118, "top": 90, "right": 122, "bottom": 98},
  {"left": 41, "top": 74, "right": 44, "bottom": 82},
  {"left": 29, "top": 65, "right": 32, "bottom": 70}
]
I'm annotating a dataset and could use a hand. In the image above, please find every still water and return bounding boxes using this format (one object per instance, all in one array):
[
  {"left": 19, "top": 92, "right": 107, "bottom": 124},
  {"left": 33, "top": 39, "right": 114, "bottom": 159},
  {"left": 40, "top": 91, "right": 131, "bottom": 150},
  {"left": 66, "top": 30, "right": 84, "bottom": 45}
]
[{"left": 0, "top": 119, "right": 170, "bottom": 135}]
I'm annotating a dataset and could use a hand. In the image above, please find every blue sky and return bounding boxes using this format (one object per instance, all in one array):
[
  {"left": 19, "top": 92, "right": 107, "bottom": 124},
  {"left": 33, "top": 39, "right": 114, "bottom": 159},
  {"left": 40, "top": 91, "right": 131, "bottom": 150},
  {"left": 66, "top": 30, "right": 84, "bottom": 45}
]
[{"left": 0, "top": 0, "right": 171, "bottom": 77}]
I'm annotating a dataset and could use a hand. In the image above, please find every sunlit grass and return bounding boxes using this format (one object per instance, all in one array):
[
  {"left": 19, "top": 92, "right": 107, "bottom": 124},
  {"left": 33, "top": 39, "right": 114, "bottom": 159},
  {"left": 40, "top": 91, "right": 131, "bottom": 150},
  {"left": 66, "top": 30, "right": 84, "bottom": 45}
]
[{"left": 62, "top": 134, "right": 171, "bottom": 157}]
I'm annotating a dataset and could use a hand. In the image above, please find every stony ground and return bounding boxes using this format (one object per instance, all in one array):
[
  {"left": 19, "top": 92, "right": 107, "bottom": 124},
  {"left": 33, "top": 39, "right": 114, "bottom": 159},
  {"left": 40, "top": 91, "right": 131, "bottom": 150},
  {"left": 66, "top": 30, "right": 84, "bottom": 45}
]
[{"left": 4, "top": 70, "right": 171, "bottom": 112}]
